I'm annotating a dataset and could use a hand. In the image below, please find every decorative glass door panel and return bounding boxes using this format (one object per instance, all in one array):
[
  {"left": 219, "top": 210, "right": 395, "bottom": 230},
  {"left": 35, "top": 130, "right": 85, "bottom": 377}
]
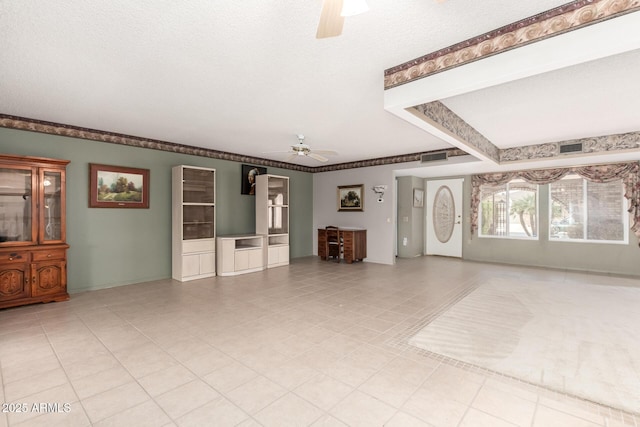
[
  {"left": 41, "top": 170, "right": 65, "bottom": 242},
  {"left": 0, "top": 166, "right": 36, "bottom": 244}
]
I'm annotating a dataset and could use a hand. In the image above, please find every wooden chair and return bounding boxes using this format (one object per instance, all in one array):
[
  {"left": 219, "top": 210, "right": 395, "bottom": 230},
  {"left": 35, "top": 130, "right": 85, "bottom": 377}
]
[{"left": 325, "top": 226, "right": 342, "bottom": 262}]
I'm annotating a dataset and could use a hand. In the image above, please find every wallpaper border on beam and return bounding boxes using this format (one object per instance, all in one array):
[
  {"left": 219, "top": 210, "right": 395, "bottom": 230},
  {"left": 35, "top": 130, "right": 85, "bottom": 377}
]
[{"left": 384, "top": 0, "right": 640, "bottom": 89}]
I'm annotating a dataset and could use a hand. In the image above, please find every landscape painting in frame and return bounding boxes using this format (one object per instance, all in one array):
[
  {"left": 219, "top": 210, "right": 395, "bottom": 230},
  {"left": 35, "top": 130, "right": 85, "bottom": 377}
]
[
  {"left": 337, "top": 184, "right": 364, "bottom": 212},
  {"left": 89, "top": 164, "right": 150, "bottom": 208}
]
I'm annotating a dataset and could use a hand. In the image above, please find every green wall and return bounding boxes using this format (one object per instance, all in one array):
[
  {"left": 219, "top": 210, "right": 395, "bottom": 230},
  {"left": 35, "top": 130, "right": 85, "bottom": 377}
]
[
  {"left": 0, "top": 127, "right": 313, "bottom": 292},
  {"left": 460, "top": 177, "right": 640, "bottom": 277}
]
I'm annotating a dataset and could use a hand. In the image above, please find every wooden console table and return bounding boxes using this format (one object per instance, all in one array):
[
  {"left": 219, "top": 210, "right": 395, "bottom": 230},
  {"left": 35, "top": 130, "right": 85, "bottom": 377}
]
[{"left": 318, "top": 227, "right": 366, "bottom": 263}]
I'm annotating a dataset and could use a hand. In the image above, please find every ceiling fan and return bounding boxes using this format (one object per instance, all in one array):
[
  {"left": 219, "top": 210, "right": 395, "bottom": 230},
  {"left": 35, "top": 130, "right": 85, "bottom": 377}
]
[
  {"left": 316, "top": 0, "right": 446, "bottom": 39},
  {"left": 274, "top": 135, "right": 338, "bottom": 163}
]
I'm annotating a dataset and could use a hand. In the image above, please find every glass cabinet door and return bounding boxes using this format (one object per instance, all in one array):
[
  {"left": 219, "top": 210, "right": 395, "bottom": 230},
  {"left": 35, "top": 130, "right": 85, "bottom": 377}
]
[
  {"left": 267, "top": 177, "right": 288, "bottom": 205},
  {"left": 183, "top": 168, "right": 215, "bottom": 204},
  {"left": 183, "top": 206, "right": 215, "bottom": 240},
  {"left": 40, "top": 169, "right": 65, "bottom": 242},
  {"left": 0, "top": 166, "right": 37, "bottom": 245}
]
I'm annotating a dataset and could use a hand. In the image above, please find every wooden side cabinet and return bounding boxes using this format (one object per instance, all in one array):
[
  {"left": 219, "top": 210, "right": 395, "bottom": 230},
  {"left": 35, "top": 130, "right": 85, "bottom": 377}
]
[
  {"left": 317, "top": 228, "right": 366, "bottom": 263},
  {"left": 0, "top": 154, "right": 70, "bottom": 309}
]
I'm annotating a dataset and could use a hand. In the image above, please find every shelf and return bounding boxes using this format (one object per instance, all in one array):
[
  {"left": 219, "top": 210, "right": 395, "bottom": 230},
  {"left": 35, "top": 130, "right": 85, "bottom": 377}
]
[
  {"left": 235, "top": 244, "right": 262, "bottom": 250},
  {"left": 0, "top": 192, "right": 31, "bottom": 197},
  {"left": 268, "top": 230, "right": 288, "bottom": 235},
  {"left": 235, "top": 237, "right": 263, "bottom": 250}
]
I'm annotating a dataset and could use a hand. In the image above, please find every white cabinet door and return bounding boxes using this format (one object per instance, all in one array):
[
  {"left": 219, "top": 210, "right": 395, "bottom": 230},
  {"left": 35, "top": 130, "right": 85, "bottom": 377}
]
[
  {"left": 182, "top": 254, "right": 200, "bottom": 277},
  {"left": 278, "top": 245, "right": 289, "bottom": 264},
  {"left": 219, "top": 240, "right": 235, "bottom": 273},
  {"left": 267, "top": 245, "right": 289, "bottom": 267},
  {"left": 235, "top": 250, "right": 249, "bottom": 271},
  {"left": 199, "top": 252, "right": 216, "bottom": 275},
  {"left": 248, "top": 249, "right": 263, "bottom": 269},
  {"left": 268, "top": 246, "right": 279, "bottom": 265}
]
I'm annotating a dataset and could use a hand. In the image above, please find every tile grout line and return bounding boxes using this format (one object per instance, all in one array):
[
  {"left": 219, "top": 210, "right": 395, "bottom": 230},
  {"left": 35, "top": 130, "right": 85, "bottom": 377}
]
[{"left": 25, "top": 319, "right": 91, "bottom": 427}]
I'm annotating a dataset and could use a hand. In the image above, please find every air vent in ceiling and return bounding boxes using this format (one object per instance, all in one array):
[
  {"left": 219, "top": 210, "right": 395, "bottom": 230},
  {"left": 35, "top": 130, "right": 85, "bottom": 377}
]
[
  {"left": 559, "top": 143, "right": 583, "bottom": 154},
  {"left": 421, "top": 151, "right": 448, "bottom": 163}
]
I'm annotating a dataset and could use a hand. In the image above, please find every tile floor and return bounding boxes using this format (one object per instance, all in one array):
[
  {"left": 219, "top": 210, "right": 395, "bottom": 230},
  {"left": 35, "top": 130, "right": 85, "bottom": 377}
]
[{"left": 0, "top": 256, "right": 638, "bottom": 427}]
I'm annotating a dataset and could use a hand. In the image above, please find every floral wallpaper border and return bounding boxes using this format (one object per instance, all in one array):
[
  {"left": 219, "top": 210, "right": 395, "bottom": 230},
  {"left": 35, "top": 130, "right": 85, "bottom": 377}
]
[
  {"left": 410, "top": 103, "right": 640, "bottom": 165},
  {"left": 412, "top": 102, "right": 500, "bottom": 162},
  {"left": 0, "top": 114, "right": 467, "bottom": 173},
  {"left": 384, "top": 0, "right": 640, "bottom": 89},
  {"left": 500, "top": 132, "right": 640, "bottom": 162},
  {"left": 0, "top": 115, "right": 309, "bottom": 171}
]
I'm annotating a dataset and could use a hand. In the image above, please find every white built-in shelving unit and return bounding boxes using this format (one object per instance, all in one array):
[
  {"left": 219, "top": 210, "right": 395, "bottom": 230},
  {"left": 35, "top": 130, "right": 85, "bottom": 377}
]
[
  {"left": 172, "top": 165, "right": 216, "bottom": 281},
  {"left": 256, "top": 174, "right": 290, "bottom": 268}
]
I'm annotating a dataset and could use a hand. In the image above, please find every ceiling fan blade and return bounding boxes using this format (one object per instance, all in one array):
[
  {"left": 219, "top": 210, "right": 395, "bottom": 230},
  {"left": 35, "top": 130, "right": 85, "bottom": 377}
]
[
  {"left": 307, "top": 152, "right": 329, "bottom": 162},
  {"left": 316, "top": 0, "right": 344, "bottom": 39},
  {"left": 311, "top": 149, "right": 338, "bottom": 156},
  {"left": 284, "top": 153, "right": 298, "bottom": 162}
]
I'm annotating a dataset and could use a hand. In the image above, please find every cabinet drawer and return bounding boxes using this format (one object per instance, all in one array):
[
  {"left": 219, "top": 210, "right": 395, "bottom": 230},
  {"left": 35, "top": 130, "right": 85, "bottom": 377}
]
[
  {"left": 0, "top": 251, "right": 29, "bottom": 263},
  {"left": 32, "top": 249, "right": 66, "bottom": 262},
  {"left": 183, "top": 239, "right": 215, "bottom": 254}
]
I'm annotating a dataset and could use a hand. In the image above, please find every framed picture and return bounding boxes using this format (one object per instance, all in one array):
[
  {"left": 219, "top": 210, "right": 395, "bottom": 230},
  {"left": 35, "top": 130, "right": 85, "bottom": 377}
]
[
  {"left": 413, "top": 188, "right": 424, "bottom": 207},
  {"left": 241, "top": 164, "right": 266, "bottom": 195},
  {"left": 89, "top": 164, "right": 150, "bottom": 208},
  {"left": 337, "top": 184, "right": 364, "bottom": 212}
]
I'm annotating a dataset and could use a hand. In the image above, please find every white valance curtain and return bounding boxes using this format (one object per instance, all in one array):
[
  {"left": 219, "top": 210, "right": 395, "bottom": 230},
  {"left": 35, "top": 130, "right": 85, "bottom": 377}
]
[{"left": 470, "top": 162, "right": 640, "bottom": 244}]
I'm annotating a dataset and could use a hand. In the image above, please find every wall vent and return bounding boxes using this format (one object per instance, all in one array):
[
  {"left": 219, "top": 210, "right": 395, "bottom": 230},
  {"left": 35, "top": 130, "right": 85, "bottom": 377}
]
[
  {"left": 421, "top": 151, "right": 448, "bottom": 163},
  {"left": 559, "top": 143, "right": 583, "bottom": 154}
]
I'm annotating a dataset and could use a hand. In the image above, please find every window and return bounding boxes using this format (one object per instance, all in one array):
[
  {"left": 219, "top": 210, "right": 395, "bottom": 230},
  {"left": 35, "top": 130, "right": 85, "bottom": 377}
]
[
  {"left": 549, "top": 175, "right": 628, "bottom": 243},
  {"left": 479, "top": 180, "right": 538, "bottom": 239}
]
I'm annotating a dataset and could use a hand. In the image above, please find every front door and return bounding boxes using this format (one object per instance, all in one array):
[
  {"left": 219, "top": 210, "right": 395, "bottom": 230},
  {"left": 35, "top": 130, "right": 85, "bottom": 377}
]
[{"left": 426, "top": 178, "right": 463, "bottom": 257}]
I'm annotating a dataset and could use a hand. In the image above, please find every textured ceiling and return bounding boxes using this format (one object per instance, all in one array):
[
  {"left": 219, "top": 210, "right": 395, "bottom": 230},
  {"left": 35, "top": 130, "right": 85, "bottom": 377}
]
[{"left": 1, "top": 1, "right": 638, "bottom": 172}]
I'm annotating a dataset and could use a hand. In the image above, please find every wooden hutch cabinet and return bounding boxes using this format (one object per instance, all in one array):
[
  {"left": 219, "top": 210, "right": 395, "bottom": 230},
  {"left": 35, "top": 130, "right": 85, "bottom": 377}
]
[{"left": 0, "top": 154, "right": 70, "bottom": 309}]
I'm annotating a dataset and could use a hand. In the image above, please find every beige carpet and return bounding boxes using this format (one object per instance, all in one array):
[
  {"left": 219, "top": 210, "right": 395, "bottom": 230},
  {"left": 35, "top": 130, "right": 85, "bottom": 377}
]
[{"left": 409, "top": 277, "right": 640, "bottom": 414}]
